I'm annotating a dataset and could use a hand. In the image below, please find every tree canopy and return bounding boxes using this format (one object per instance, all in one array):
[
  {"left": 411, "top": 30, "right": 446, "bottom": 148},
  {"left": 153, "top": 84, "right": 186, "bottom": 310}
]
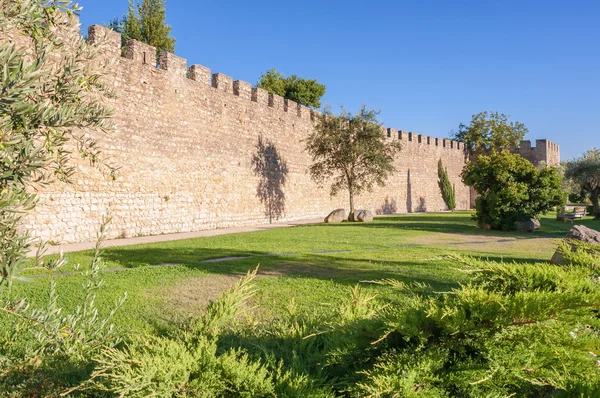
[
  {"left": 453, "top": 111, "right": 528, "bottom": 159},
  {"left": 564, "top": 148, "right": 600, "bottom": 219},
  {"left": 305, "top": 107, "right": 401, "bottom": 220},
  {"left": 257, "top": 68, "right": 326, "bottom": 109},
  {"left": 462, "top": 151, "right": 564, "bottom": 230},
  {"left": 109, "top": 0, "right": 175, "bottom": 56}
]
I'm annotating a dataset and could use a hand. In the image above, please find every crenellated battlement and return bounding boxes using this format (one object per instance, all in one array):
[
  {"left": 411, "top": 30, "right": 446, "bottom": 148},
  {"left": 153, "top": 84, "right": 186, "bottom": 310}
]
[
  {"left": 513, "top": 139, "right": 560, "bottom": 167},
  {"left": 16, "top": 22, "right": 557, "bottom": 244},
  {"left": 87, "top": 24, "right": 468, "bottom": 154}
]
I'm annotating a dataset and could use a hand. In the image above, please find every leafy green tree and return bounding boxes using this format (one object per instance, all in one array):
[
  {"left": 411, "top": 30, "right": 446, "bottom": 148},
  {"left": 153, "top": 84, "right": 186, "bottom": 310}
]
[
  {"left": 438, "top": 159, "right": 456, "bottom": 211},
  {"left": 0, "top": 1, "right": 123, "bottom": 393},
  {"left": 257, "top": 68, "right": 326, "bottom": 108},
  {"left": 564, "top": 148, "right": 600, "bottom": 219},
  {"left": 461, "top": 151, "right": 564, "bottom": 230},
  {"left": 1, "top": 0, "right": 115, "bottom": 294},
  {"left": 305, "top": 107, "right": 401, "bottom": 221},
  {"left": 454, "top": 111, "right": 528, "bottom": 160},
  {"left": 109, "top": 0, "right": 175, "bottom": 56}
]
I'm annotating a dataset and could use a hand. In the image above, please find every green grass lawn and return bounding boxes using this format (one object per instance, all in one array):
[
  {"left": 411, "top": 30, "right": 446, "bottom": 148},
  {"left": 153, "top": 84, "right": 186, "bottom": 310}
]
[{"left": 8, "top": 211, "right": 600, "bottom": 335}]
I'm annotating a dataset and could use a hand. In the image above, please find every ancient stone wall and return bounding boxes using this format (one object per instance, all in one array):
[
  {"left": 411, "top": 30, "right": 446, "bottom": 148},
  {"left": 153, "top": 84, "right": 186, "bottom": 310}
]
[
  {"left": 514, "top": 139, "right": 561, "bottom": 168},
  {"left": 16, "top": 25, "right": 556, "bottom": 244}
]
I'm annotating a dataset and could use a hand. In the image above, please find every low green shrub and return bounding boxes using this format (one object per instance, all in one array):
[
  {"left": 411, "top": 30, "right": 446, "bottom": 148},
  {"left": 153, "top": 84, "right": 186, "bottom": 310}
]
[{"left": 353, "top": 248, "right": 600, "bottom": 397}]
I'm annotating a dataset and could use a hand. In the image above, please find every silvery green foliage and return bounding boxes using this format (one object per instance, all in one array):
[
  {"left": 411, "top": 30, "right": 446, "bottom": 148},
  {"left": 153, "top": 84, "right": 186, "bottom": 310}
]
[
  {"left": 0, "top": 1, "right": 124, "bottom": 394},
  {"left": 564, "top": 148, "right": 600, "bottom": 219},
  {"left": 0, "top": 0, "right": 116, "bottom": 294}
]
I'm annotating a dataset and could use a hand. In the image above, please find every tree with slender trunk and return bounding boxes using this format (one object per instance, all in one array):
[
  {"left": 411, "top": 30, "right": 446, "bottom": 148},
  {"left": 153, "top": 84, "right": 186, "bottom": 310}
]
[
  {"left": 564, "top": 148, "right": 600, "bottom": 220},
  {"left": 305, "top": 107, "right": 401, "bottom": 221}
]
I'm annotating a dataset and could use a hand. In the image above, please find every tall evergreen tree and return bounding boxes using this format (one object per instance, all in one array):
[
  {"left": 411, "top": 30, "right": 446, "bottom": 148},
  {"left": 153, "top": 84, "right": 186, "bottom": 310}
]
[
  {"left": 109, "top": 0, "right": 175, "bottom": 56},
  {"left": 438, "top": 159, "right": 456, "bottom": 211}
]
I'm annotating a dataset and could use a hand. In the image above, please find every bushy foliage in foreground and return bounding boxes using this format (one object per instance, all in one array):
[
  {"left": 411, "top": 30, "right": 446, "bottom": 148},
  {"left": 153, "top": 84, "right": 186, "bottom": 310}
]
[
  {"left": 356, "top": 250, "right": 600, "bottom": 397},
  {"left": 2, "top": 239, "right": 599, "bottom": 396}
]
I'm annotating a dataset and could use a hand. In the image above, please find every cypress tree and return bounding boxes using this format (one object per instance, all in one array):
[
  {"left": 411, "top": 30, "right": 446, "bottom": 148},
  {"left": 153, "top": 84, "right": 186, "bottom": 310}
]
[{"left": 438, "top": 159, "right": 456, "bottom": 211}]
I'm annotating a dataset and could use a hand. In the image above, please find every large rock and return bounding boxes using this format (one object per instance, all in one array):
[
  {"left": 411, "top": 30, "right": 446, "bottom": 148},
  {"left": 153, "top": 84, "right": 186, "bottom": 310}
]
[
  {"left": 515, "top": 218, "right": 541, "bottom": 232},
  {"left": 325, "top": 208, "right": 346, "bottom": 223},
  {"left": 356, "top": 210, "right": 374, "bottom": 222},
  {"left": 550, "top": 225, "right": 600, "bottom": 265}
]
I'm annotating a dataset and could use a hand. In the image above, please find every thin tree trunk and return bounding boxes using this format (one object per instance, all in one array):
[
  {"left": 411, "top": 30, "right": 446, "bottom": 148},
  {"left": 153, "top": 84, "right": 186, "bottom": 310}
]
[
  {"left": 591, "top": 189, "right": 600, "bottom": 220},
  {"left": 348, "top": 188, "right": 355, "bottom": 222}
]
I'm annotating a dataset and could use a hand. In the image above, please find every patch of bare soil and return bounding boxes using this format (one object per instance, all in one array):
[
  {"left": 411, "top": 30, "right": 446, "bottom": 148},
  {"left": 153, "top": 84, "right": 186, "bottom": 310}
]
[
  {"left": 409, "top": 233, "right": 512, "bottom": 245},
  {"left": 408, "top": 233, "right": 556, "bottom": 256},
  {"left": 152, "top": 263, "right": 335, "bottom": 317}
]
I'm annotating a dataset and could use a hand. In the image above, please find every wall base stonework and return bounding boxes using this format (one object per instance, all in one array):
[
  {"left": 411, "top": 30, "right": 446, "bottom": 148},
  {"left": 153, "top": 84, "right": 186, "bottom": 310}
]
[{"left": 17, "top": 25, "right": 558, "bottom": 244}]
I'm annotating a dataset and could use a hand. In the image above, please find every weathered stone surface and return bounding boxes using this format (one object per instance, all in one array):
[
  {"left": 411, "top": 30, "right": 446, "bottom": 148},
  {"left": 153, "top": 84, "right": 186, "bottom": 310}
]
[
  {"left": 325, "top": 209, "right": 346, "bottom": 223},
  {"left": 550, "top": 225, "right": 600, "bottom": 265},
  {"left": 356, "top": 210, "right": 374, "bottom": 222},
  {"left": 6, "top": 21, "right": 558, "bottom": 245},
  {"left": 515, "top": 218, "right": 541, "bottom": 232}
]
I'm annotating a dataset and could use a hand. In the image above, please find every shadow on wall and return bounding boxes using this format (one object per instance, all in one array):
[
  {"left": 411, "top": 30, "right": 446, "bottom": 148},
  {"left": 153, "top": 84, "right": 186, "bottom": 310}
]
[
  {"left": 376, "top": 197, "right": 398, "bottom": 215},
  {"left": 417, "top": 197, "right": 427, "bottom": 212},
  {"left": 251, "top": 135, "right": 289, "bottom": 223}
]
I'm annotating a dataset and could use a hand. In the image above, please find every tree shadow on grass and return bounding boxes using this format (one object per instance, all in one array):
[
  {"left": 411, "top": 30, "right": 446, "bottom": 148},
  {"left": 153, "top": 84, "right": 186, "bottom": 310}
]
[
  {"left": 326, "top": 213, "right": 595, "bottom": 239},
  {"left": 99, "top": 245, "right": 465, "bottom": 291}
]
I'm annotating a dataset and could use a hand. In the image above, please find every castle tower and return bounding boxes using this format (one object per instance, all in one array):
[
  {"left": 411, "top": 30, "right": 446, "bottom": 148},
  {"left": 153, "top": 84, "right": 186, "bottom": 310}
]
[{"left": 513, "top": 139, "right": 560, "bottom": 167}]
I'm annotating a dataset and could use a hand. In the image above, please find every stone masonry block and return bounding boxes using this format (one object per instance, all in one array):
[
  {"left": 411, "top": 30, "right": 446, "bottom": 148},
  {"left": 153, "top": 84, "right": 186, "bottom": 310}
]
[
  {"left": 212, "top": 73, "right": 232, "bottom": 93},
  {"left": 310, "top": 109, "right": 322, "bottom": 122},
  {"left": 520, "top": 140, "right": 532, "bottom": 149},
  {"left": 284, "top": 98, "right": 298, "bottom": 115},
  {"left": 268, "top": 93, "right": 284, "bottom": 110},
  {"left": 188, "top": 65, "right": 211, "bottom": 85},
  {"left": 233, "top": 80, "right": 252, "bottom": 100},
  {"left": 388, "top": 128, "right": 398, "bottom": 139},
  {"left": 125, "top": 39, "right": 156, "bottom": 65},
  {"left": 251, "top": 87, "right": 269, "bottom": 105},
  {"left": 159, "top": 52, "right": 187, "bottom": 78},
  {"left": 88, "top": 25, "right": 121, "bottom": 55},
  {"left": 298, "top": 105, "right": 311, "bottom": 120}
]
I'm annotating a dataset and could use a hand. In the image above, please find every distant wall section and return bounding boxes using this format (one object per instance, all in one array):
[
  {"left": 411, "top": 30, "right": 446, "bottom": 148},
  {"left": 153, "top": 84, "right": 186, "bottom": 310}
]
[{"left": 513, "top": 139, "right": 560, "bottom": 167}]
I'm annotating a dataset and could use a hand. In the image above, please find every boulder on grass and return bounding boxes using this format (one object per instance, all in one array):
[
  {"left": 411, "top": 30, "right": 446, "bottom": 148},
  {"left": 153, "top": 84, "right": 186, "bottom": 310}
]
[
  {"left": 325, "top": 208, "right": 346, "bottom": 223},
  {"left": 356, "top": 210, "right": 374, "bottom": 222},
  {"left": 550, "top": 225, "right": 600, "bottom": 265},
  {"left": 515, "top": 218, "right": 541, "bottom": 232}
]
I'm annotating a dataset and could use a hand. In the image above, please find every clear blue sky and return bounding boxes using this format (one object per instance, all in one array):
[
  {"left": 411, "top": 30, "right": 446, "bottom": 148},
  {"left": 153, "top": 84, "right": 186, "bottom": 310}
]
[{"left": 77, "top": 0, "right": 599, "bottom": 160}]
